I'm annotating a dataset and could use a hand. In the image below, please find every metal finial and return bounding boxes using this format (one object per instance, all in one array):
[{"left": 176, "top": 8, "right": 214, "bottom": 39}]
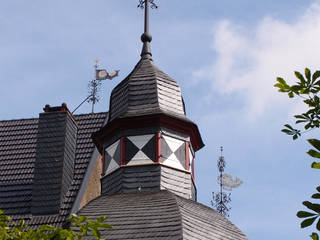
[
  {"left": 138, "top": 0, "right": 158, "bottom": 58},
  {"left": 211, "top": 146, "right": 231, "bottom": 217}
]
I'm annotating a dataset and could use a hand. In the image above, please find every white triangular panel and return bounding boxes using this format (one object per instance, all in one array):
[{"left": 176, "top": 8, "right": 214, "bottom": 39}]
[
  {"left": 163, "top": 135, "right": 183, "bottom": 153},
  {"left": 127, "top": 150, "right": 153, "bottom": 165},
  {"left": 133, "top": 150, "right": 151, "bottom": 161},
  {"left": 163, "top": 153, "right": 185, "bottom": 170},
  {"left": 106, "top": 140, "right": 119, "bottom": 157},
  {"left": 106, "top": 158, "right": 120, "bottom": 174},
  {"left": 127, "top": 134, "right": 154, "bottom": 149}
]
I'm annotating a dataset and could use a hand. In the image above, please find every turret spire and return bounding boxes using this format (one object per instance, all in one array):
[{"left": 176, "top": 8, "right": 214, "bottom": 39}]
[{"left": 138, "top": 0, "right": 158, "bottom": 58}]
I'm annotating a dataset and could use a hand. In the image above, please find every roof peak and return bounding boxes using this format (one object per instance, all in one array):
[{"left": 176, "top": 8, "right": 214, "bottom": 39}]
[{"left": 138, "top": 0, "right": 158, "bottom": 58}]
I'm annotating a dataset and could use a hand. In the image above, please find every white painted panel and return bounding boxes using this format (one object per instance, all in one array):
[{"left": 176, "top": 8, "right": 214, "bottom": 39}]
[
  {"left": 127, "top": 150, "right": 153, "bottom": 165},
  {"left": 127, "top": 134, "right": 154, "bottom": 149},
  {"left": 163, "top": 135, "right": 183, "bottom": 153},
  {"left": 163, "top": 154, "right": 185, "bottom": 170}
]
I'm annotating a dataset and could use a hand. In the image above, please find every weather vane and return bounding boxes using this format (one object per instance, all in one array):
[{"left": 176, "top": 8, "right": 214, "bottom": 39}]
[
  {"left": 211, "top": 147, "right": 243, "bottom": 217},
  {"left": 72, "top": 60, "right": 119, "bottom": 114}
]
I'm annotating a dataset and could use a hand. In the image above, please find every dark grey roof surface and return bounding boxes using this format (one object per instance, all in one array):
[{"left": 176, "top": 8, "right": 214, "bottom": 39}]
[
  {"left": 78, "top": 190, "right": 247, "bottom": 240},
  {"left": 0, "top": 112, "right": 107, "bottom": 227},
  {"left": 108, "top": 57, "right": 186, "bottom": 122}
]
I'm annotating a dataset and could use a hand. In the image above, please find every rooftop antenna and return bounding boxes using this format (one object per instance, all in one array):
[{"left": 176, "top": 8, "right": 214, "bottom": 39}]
[
  {"left": 211, "top": 147, "right": 243, "bottom": 217},
  {"left": 72, "top": 60, "right": 119, "bottom": 114}
]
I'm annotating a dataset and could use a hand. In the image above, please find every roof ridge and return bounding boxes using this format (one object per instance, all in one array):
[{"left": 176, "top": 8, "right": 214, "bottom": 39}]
[
  {"left": 172, "top": 193, "right": 248, "bottom": 240},
  {"left": 0, "top": 117, "right": 39, "bottom": 123},
  {"left": 0, "top": 112, "right": 108, "bottom": 123}
]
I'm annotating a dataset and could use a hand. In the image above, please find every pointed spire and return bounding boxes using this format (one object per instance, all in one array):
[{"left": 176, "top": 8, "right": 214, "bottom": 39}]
[{"left": 138, "top": 0, "right": 158, "bottom": 59}]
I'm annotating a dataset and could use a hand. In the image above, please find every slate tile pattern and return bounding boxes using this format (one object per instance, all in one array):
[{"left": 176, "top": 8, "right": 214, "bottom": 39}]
[
  {"left": 108, "top": 57, "right": 186, "bottom": 122},
  {"left": 77, "top": 190, "right": 248, "bottom": 240},
  {"left": 0, "top": 112, "right": 107, "bottom": 227},
  {"left": 176, "top": 195, "right": 248, "bottom": 240},
  {"left": 32, "top": 112, "right": 77, "bottom": 215}
]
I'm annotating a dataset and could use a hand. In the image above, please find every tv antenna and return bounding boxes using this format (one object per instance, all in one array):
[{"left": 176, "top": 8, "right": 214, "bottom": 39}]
[
  {"left": 72, "top": 60, "right": 119, "bottom": 114},
  {"left": 211, "top": 147, "right": 243, "bottom": 217}
]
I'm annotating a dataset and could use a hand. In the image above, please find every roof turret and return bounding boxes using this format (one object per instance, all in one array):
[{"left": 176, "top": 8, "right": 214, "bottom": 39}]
[
  {"left": 108, "top": 58, "right": 187, "bottom": 123},
  {"left": 108, "top": 0, "right": 188, "bottom": 123}
]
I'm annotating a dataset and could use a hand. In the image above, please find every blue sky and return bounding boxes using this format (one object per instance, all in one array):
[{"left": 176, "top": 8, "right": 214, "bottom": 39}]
[{"left": 1, "top": 0, "right": 320, "bottom": 239}]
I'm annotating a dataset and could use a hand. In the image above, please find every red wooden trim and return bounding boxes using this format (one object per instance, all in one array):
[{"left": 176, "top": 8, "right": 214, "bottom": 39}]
[
  {"left": 185, "top": 141, "right": 190, "bottom": 171},
  {"left": 120, "top": 137, "right": 126, "bottom": 166},
  {"left": 156, "top": 132, "right": 162, "bottom": 163},
  {"left": 101, "top": 148, "right": 105, "bottom": 177}
]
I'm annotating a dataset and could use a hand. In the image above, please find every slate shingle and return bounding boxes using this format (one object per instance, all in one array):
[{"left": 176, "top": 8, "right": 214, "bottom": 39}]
[
  {"left": 108, "top": 58, "right": 187, "bottom": 123},
  {"left": 0, "top": 112, "right": 107, "bottom": 225},
  {"left": 77, "top": 190, "right": 248, "bottom": 240}
]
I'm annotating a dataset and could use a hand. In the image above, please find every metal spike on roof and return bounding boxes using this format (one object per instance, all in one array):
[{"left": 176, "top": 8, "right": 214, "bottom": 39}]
[{"left": 138, "top": 0, "right": 158, "bottom": 58}]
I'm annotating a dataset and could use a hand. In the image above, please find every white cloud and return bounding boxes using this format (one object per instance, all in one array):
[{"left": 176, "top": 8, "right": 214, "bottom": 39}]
[{"left": 194, "top": 2, "right": 320, "bottom": 119}]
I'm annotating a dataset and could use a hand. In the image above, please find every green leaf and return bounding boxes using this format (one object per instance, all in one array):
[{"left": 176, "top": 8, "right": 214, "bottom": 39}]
[
  {"left": 308, "top": 139, "right": 320, "bottom": 151},
  {"left": 301, "top": 216, "right": 318, "bottom": 228},
  {"left": 99, "top": 223, "right": 113, "bottom": 229},
  {"left": 316, "top": 186, "right": 320, "bottom": 192},
  {"left": 306, "top": 123, "right": 312, "bottom": 129},
  {"left": 306, "top": 68, "right": 311, "bottom": 81},
  {"left": 313, "top": 71, "right": 320, "bottom": 82},
  {"left": 295, "top": 71, "right": 306, "bottom": 83},
  {"left": 312, "top": 194, "right": 320, "bottom": 199},
  {"left": 284, "top": 124, "right": 294, "bottom": 130},
  {"left": 296, "top": 120, "right": 308, "bottom": 124},
  {"left": 303, "top": 201, "right": 320, "bottom": 213},
  {"left": 276, "top": 77, "right": 286, "bottom": 85},
  {"left": 317, "top": 218, "right": 320, "bottom": 231},
  {"left": 310, "top": 232, "right": 319, "bottom": 240},
  {"left": 307, "top": 149, "right": 320, "bottom": 158},
  {"left": 281, "top": 129, "right": 293, "bottom": 135},
  {"left": 288, "top": 92, "right": 294, "bottom": 98},
  {"left": 311, "top": 162, "right": 320, "bottom": 169},
  {"left": 297, "top": 211, "right": 317, "bottom": 218}
]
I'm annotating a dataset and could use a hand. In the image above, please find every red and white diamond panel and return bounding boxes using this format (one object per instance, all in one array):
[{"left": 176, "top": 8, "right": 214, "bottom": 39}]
[
  {"left": 104, "top": 140, "right": 121, "bottom": 174},
  {"left": 161, "top": 135, "right": 186, "bottom": 171},
  {"left": 125, "top": 134, "right": 156, "bottom": 165}
]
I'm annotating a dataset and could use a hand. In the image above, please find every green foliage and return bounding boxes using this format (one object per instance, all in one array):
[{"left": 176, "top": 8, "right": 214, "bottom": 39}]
[
  {"left": 311, "top": 232, "right": 319, "bottom": 240},
  {"left": 275, "top": 68, "right": 320, "bottom": 239},
  {"left": 274, "top": 68, "right": 320, "bottom": 140},
  {"left": 0, "top": 210, "right": 111, "bottom": 240}
]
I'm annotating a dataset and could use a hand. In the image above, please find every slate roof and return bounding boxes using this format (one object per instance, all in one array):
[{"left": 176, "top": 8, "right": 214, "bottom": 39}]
[
  {"left": 0, "top": 112, "right": 107, "bottom": 227},
  {"left": 78, "top": 190, "right": 248, "bottom": 240},
  {"left": 108, "top": 57, "right": 187, "bottom": 123}
]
